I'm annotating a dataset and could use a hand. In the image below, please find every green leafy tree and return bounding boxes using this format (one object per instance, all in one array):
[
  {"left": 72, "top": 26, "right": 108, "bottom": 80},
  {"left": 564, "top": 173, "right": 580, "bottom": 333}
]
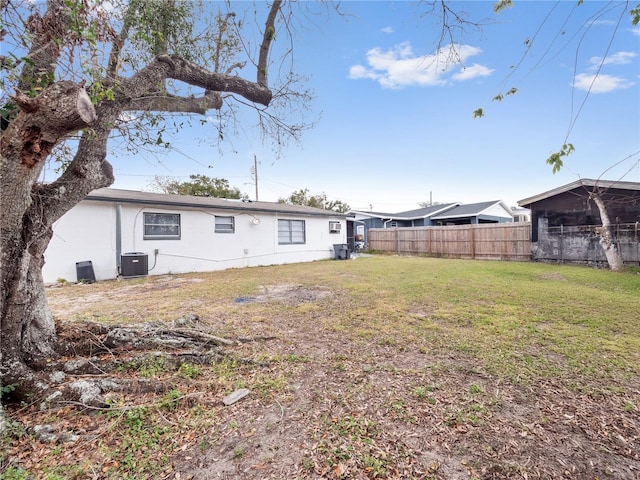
[
  {"left": 151, "top": 174, "right": 246, "bottom": 199},
  {"left": 278, "top": 189, "right": 350, "bottom": 213},
  {"left": 0, "top": 0, "right": 310, "bottom": 406}
]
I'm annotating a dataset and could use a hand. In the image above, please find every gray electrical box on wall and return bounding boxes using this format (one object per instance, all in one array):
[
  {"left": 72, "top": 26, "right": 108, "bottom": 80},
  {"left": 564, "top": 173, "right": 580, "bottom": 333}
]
[{"left": 120, "top": 252, "right": 148, "bottom": 277}]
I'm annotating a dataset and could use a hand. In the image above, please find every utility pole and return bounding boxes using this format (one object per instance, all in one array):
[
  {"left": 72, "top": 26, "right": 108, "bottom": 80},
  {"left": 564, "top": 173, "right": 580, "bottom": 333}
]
[{"left": 252, "top": 154, "right": 259, "bottom": 201}]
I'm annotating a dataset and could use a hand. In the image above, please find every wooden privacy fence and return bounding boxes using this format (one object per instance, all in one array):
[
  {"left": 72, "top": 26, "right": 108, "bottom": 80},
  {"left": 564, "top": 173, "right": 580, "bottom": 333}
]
[{"left": 368, "top": 223, "right": 531, "bottom": 261}]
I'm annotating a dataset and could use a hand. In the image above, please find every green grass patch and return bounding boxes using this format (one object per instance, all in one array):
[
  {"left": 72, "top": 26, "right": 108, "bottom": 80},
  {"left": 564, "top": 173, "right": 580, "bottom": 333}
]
[
  {"left": 48, "top": 256, "right": 639, "bottom": 388},
  {"left": 24, "top": 256, "right": 640, "bottom": 478}
]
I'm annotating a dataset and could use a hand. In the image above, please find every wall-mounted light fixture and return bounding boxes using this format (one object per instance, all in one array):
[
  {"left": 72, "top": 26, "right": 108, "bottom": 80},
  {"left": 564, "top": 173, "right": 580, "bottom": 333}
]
[{"left": 251, "top": 216, "right": 260, "bottom": 225}]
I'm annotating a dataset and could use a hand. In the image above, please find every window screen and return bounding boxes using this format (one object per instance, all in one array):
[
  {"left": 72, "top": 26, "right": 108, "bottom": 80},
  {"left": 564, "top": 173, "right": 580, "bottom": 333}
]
[
  {"left": 215, "top": 216, "right": 235, "bottom": 233},
  {"left": 143, "top": 212, "right": 181, "bottom": 239},
  {"left": 278, "top": 219, "right": 305, "bottom": 244}
]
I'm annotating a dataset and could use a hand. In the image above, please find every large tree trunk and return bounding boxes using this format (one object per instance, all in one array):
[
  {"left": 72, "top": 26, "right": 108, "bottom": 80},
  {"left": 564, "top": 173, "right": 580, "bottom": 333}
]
[
  {"left": 1, "top": 81, "right": 102, "bottom": 400},
  {"left": 1, "top": 1, "right": 280, "bottom": 407},
  {"left": 0, "top": 235, "right": 59, "bottom": 403},
  {"left": 2, "top": 227, "right": 57, "bottom": 363},
  {"left": 591, "top": 192, "right": 625, "bottom": 272}
]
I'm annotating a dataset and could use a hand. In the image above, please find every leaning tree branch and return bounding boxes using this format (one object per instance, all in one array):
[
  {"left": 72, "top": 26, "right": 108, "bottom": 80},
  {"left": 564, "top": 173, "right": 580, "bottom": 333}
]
[
  {"left": 119, "top": 55, "right": 273, "bottom": 107},
  {"left": 34, "top": 49, "right": 275, "bottom": 220},
  {"left": 158, "top": 55, "right": 273, "bottom": 105},
  {"left": 126, "top": 91, "right": 223, "bottom": 114},
  {"left": 34, "top": 103, "right": 117, "bottom": 223},
  {"left": 257, "top": 0, "right": 282, "bottom": 87}
]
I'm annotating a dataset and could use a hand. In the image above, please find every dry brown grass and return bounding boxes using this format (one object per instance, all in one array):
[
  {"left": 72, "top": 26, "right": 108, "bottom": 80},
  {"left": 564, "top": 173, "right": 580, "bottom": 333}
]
[{"left": 3, "top": 256, "right": 639, "bottom": 479}]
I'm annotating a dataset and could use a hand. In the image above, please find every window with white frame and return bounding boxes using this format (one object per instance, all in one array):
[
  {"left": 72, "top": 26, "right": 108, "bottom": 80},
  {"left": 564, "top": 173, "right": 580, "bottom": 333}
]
[
  {"left": 215, "top": 216, "right": 235, "bottom": 233},
  {"left": 143, "top": 212, "right": 181, "bottom": 239},
  {"left": 278, "top": 219, "right": 305, "bottom": 244}
]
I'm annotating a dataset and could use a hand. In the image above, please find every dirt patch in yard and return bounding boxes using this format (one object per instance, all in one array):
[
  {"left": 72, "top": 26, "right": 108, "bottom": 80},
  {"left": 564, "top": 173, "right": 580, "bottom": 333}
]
[{"left": 4, "top": 273, "right": 639, "bottom": 480}]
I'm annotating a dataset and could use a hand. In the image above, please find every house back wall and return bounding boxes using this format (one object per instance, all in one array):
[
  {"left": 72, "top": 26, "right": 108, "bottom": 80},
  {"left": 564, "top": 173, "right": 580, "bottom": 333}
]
[{"left": 43, "top": 200, "right": 346, "bottom": 283}]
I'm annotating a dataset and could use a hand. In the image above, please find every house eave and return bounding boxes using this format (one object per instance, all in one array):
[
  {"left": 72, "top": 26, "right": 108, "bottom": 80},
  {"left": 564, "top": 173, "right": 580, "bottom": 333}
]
[
  {"left": 349, "top": 203, "right": 459, "bottom": 221},
  {"left": 430, "top": 201, "right": 512, "bottom": 220},
  {"left": 86, "top": 188, "right": 348, "bottom": 218},
  {"left": 518, "top": 179, "right": 640, "bottom": 207}
]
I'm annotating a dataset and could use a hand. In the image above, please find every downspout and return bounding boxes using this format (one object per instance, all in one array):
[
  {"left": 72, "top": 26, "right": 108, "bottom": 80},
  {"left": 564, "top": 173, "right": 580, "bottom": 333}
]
[{"left": 116, "top": 204, "right": 122, "bottom": 274}]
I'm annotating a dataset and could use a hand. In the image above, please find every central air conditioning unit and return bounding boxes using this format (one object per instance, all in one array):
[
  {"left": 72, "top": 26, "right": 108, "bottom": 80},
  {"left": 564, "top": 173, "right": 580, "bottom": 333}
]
[
  {"left": 329, "top": 221, "right": 341, "bottom": 233},
  {"left": 121, "top": 252, "right": 148, "bottom": 278}
]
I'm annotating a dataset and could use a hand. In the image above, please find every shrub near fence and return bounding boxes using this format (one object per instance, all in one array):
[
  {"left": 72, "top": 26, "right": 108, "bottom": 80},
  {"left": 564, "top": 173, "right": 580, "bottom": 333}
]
[{"left": 368, "top": 223, "right": 532, "bottom": 261}]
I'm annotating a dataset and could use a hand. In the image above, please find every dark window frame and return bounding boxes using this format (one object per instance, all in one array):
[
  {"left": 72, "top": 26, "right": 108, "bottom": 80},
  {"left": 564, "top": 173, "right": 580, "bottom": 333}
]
[
  {"left": 215, "top": 215, "right": 235, "bottom": 234},
  {"left": 143, "top": 212, "right": 181, "bottom": 240},
  {"left": 278, "top": 219, "right": 306, "bottom": 245}
]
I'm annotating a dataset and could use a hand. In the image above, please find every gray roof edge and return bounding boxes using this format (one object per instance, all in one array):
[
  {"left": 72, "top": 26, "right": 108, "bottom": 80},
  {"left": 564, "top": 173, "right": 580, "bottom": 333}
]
[
  {"left": 394, "top": 203, "right": 460, "bottom": 218},
  {"left": 424, "top": 203, "right": 461, "bottom": 218},
  {"left": 349, "top": 210, "right": 409, "bottom": 220},
  {"left": 430, "top": 200, "right": 511, "bottom": 220},
  {"left": 85, "top": 188, "right": 347, "bottom": 218},
  {"left": 518, "top": 179, "right": 640, "bottom": 206},
  {"left": 350, "top": 203, "right": 460, "bottom": 220}
]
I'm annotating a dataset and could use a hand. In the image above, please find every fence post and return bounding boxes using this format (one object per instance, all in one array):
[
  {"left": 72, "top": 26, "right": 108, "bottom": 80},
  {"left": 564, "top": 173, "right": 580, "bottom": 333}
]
[
  {"left": 560, "top": 224, "right": 564, "bottom": 263},
  {"left": 395, "top": 229, "right": 399, "bottom": 254},
  {"left": 470, "top": 225, "right": 475, "bottom": 259}
]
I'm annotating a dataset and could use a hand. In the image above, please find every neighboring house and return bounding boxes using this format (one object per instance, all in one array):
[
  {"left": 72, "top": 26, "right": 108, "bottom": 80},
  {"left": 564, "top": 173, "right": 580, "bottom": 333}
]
[
  {"left": 43, "top": 188, "right": 349, "bottom": 283},
  {"left": 349, "top": 203, "right": 458, "bottom": 248},
  {"left": 510, "top": 206, "right": 531, "bottom": 223},
  {"left": 518, "top": 179, "right": 640, "bottom": 265},
  {"left": 349, "top": 201, "right": 513, "bottom": 247},
  {"left": 429, "top": 200, "right": 514, "bottom": 226}
]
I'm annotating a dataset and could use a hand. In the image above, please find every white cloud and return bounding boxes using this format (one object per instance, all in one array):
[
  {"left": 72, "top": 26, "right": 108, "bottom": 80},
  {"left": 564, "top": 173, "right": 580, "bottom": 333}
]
[
  {"left": 573, "top": 73, "right": 635, "bottom": 93},
  {"left": 348, "top": 42, "right": 490, "bottom": 89},
  {"left": 631, "top": 27, "right": 640, "bottom": 37},
  {"left": 452, "top": 63, "right": 495, "bottom": 81},
  {"left": 588, "top": 20, "right": 615, "bottom": 26},
  {"left": 381, "top": 26, "right": 394, "bottom": 34},
  {"left": 589, "top": 51, "right": 637, "bottom": 67}
]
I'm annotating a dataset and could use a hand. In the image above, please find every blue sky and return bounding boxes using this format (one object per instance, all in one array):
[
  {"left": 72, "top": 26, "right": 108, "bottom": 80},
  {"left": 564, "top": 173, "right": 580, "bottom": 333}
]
[{"left": 99, "top": 1, "right": 639, "bottom": 212}]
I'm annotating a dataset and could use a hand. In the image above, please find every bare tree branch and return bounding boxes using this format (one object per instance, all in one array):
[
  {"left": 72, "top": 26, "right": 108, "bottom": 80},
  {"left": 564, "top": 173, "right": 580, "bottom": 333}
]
[
  {"left": 258, "top": 0, "right": 282, "bottom": 87},
  {"left": 151, "top": 55, "right": 272, "bottom": 105},
  {"left": 126, "top": 92, "right": 222, "bottom": 114}
]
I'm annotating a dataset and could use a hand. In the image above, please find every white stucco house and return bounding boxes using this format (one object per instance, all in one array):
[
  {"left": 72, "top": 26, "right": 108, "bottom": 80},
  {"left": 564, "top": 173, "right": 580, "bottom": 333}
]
[{"left": 43, "top": 188, "right": 350, "bottom": 284}]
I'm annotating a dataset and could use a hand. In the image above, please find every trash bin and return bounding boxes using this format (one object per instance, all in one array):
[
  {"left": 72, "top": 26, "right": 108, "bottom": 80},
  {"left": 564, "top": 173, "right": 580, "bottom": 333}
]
[
  {"left": 333, "top": 243, "right": 350, "bottom": 260},
  {"left": 75, "top": 260, "right": 96, "bottom": 283}
]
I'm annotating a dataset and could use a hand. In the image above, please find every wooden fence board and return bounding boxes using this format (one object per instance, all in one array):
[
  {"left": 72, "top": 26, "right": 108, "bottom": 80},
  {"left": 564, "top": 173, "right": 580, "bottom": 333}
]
[{"left": 368, "top": 223, "right": 531, "bottom": 261}]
